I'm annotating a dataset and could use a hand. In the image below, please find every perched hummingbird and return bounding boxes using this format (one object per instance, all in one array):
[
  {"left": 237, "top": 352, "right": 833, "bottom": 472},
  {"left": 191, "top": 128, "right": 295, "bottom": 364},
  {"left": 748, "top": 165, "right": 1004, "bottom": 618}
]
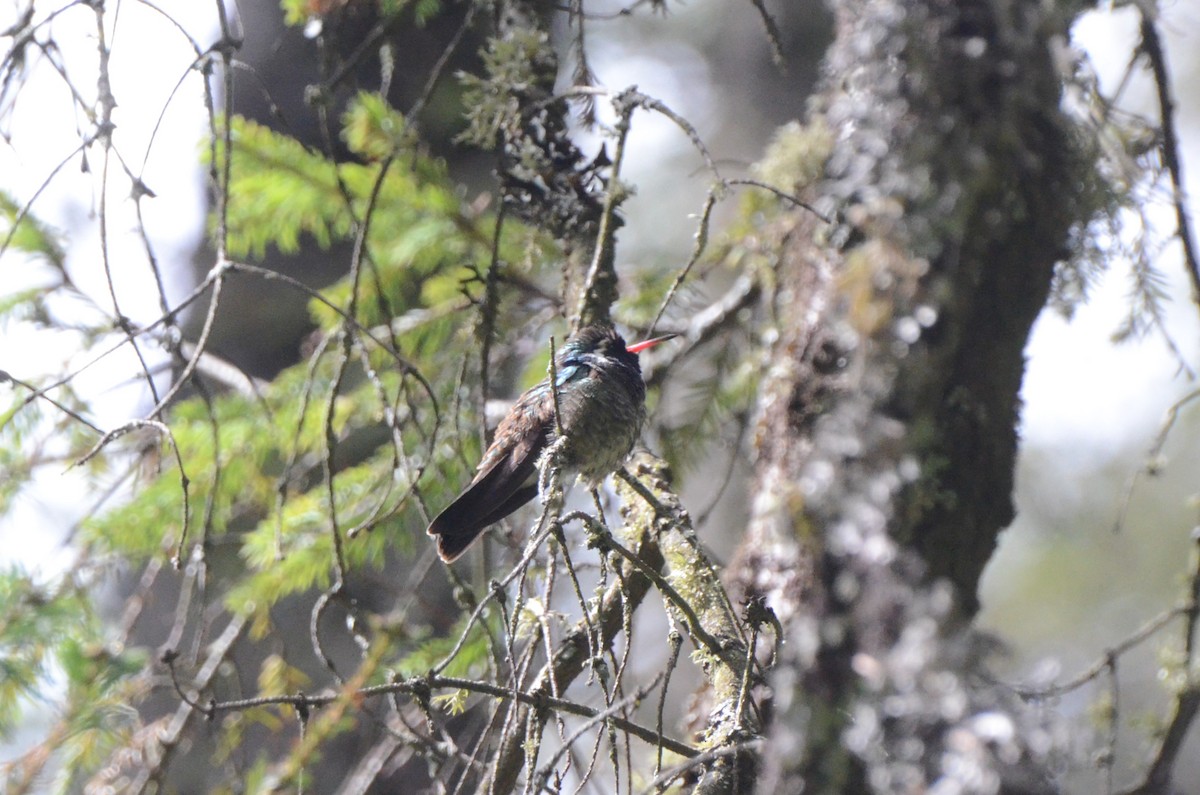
[{"left": 427, "top": 324, "right": 676, "bottom": 562}]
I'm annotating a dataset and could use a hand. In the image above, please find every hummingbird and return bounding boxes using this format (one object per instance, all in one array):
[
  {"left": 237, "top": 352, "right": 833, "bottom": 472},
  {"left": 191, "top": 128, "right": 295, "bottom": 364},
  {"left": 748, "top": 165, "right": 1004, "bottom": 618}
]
[{"left": 427, "top": 324, "right": 676, "bottom": 562}]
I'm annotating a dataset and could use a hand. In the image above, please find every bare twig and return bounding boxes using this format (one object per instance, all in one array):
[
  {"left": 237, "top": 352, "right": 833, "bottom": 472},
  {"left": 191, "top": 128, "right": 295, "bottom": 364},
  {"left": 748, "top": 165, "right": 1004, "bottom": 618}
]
[
  {"left": 566, "top": 510, "right": 727, "bottom": 660},
  {"left": 72, "top": 419, "right": 191, "bottom": 568},
  {"left": 746, "top": 0, "right": 785, "bottom": 70},
  {"left": 1113, "top": 387, "right": 1200, "bottom": 533},
  {"left": 647, "top": 187, "right": 720, "bottom": 338},
  {"left": 1013, "top": 604, "right": 1191, "bottom": 699},
  {"left": 129, "top": 614, "right": 248, "bottom": 794},
  {"left": 1119, "top": 530, "right": 1200, "bottom": 794},
  {"left": 206, "top": 671, "right": 697, "bottom": 760},
  {"left": 0, "top": 371, "right": 102, "bottom": 434},
  {"left": 1138, "top": 12, "right": 1200, "bottom": 310},
  {"left": 641, "top": 738, "right": 763, "bottom": 794}
]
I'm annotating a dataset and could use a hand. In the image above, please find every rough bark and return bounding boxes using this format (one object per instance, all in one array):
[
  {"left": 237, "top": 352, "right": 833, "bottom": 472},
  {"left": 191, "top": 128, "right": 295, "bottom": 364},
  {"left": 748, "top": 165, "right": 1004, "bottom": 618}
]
[{"left": 730, "top": 0, "right": 1096, "bottom": 791}]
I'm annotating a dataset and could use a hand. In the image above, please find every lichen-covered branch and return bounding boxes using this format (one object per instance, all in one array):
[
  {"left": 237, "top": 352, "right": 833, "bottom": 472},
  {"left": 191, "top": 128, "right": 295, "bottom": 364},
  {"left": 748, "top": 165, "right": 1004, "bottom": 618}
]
[
  {"left": 618, "top": 452, "right": 756, "bottom": 794},
  {"left": 459, "top": 0, "right": 620, "bottom": 330}
]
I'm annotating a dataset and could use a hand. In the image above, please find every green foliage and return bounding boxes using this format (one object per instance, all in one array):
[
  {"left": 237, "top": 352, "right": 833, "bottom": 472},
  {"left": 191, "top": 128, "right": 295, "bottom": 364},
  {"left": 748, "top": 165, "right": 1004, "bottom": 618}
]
[
  {"left": 0, "top": 564, "right": 146, "bottom": 788},
  {"left": 393, "top": 610, "right": 497, "bottom": 680},
  {"left": 279, "top": 0, "right": 441, "bottom": 27},
  {"left": 0, "top": 568, "right": 81, "bottom": 734},
  {"left": 411, "top": 0, "right": 442, "bottom": 24},
  {"left": 658, "top": 342, "right": 757, "bottom": 476},
  {"left": 0, "top": 191, "right": 66, "bottom": 269},
  {"left": 222, "top": 93, "right": 478, "bottom": 270},
  {"left": 0, "top": 394, "right": 38, "bottom": 513},
  {"left": 80, "top": 391, "right": 280, "bottom": 562},
  {"left": 279, "top": 0, "right": 307, "bottom": 26},
  {"left": 0, "top": 286, "right": 50, "bottom": 328},
  {"left": 0, "top": 82, "right": 526, "bottom": 784},
  {"left": 221, "top": 117, "right": 352, "bottom": 259},
  {"left": 79, "top": 344, "right": 471, "bottom": 622},
  {"left": 84, "top": 89, "right": 538, "bottom": 575},
  {"left": 342, "top": 91, "right": 416, "bottom": 160},
  {"left": 3, "top": 47, "right": 686, "bottom": 784},
  {"left": 48, "top": 80, "right": 570, "bottom": 782},
  {"left": 221, "top": 94, "right": 551, "bottom": 333},
  {"left": 224, "top": 458, "right": 404, "bottom": 623}
]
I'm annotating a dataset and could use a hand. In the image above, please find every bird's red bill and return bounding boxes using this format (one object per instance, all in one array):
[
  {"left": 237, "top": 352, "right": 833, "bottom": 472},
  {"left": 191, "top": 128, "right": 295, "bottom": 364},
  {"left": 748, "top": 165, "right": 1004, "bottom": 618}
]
[{"left": 626, "top": 334, "right": 677, "bottom": 354}]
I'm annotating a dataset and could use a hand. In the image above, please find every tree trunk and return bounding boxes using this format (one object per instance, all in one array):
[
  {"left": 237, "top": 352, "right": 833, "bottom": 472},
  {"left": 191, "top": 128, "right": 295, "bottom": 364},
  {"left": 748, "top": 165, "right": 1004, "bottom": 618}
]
[{"left": 730, "top": 0, "right": 1098, "bottom": 790}]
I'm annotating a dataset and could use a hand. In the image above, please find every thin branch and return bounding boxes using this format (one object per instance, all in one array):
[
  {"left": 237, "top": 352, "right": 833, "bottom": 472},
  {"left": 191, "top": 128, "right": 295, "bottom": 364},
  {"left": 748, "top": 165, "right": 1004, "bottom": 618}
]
[
  {"left": 206, "top": 672, "right": 698, "bottom": 760},
  {"left": 641, "top": 738, "right": 763, "bottom": 795},
  {"left": 647, "top": 186, "right": 719, "bottom": 338},
  {"left": 0, "top": 371, "right": 102, "bottom": 434},
  {"left": 1113, "top": 387, "right": 1200, "bottom": 533},
  {"left": 746, "top": 0, "right": 785, "bottom": 70},
  {"left": 1012, "top": 604, "right": 1192, "bottom": 699},
  {"left": 564, "top": 510, "right": 727, "bottom": 660},
  {"left": 146, "top": 262, "right": 227, "bottom": 419},
  {"left": 223, "top": 261, "right": 438, "bottom": 412},
  {"left": 1138, "top": 11, "right": 1200, "bottom": 310},
  {"left": 408, "top": 0, "right": 476, "bottom": 122},
  {"left": 1118, "top": 530, "right": 1200, "bottom": 794},
  {"left": 485, "top": 528, "right": 667, "bottom": 794},
  {"left": 575, "top": 89, "right": 634, "bottom": 330},
  {"left": 72, "top": 419, "right": 191, "bottom": 568},
  {"left": 725, "top": 177, "right": 831, "bottom": 223},
  {"left": 129, "top": 614, "right": 248, "bottom": 794}
]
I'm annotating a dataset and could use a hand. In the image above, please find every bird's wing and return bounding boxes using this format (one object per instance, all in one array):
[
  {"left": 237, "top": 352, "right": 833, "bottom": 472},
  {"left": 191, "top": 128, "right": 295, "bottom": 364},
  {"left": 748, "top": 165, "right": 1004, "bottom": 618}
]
[
  {"left": 426, "top": 413, "right": 549, "bottom": 562},
  {"left": 554, "top": 356, "right": 590, "bottom": 387}
]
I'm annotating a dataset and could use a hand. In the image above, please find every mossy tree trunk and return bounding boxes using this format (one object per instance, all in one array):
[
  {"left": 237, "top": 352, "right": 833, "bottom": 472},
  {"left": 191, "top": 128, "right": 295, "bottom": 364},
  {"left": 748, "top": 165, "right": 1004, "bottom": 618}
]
[{"left": 729, "top": 0, "right": 1096, "bottom": 790}]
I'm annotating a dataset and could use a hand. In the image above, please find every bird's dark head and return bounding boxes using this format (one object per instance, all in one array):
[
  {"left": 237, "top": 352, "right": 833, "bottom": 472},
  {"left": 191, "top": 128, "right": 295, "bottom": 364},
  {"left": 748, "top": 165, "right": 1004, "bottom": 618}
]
[
  {"left": 564, "top": 324, "right": 623, "bottom": 356},
  {"left": 561, "top": 325, "right": 676, "bottom": 373}
]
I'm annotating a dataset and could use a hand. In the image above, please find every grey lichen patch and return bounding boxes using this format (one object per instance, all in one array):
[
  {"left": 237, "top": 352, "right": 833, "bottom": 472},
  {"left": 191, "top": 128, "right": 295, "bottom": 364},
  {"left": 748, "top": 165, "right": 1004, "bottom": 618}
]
[
  {"left": 456, "top": 28, "right": 557, "bottom": 149},
  {"left": 457, "top": 5, "right": 608, "bottom": 252}
]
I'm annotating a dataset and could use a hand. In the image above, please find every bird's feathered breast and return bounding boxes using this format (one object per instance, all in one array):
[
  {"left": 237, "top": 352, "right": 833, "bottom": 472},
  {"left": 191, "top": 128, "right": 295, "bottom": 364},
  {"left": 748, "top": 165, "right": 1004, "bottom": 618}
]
[
  {"left": 550, "top": 336, "right": 646, "bottom": 482},
  {"left": 466, "top": 325, "right": 647, "bottom": 488}
]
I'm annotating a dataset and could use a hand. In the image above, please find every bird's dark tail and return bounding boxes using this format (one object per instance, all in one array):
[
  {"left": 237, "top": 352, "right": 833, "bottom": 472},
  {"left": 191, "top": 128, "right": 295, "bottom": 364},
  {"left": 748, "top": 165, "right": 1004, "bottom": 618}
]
[{"left": 427, "top": 456, "right": 538, "bottom": 562}]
